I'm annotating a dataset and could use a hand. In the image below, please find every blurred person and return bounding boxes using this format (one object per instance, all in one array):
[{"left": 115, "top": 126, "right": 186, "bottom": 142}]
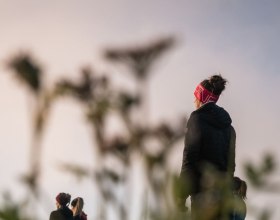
[
  {"left": 177, "top": 75, "right": 236, "bottom": 220},
  {"left": 71, "top": 197, "right": 87, "bottom": 220},
  {"left": 49, "top": 192, "right": 73, "bottom": 220},
  {"left": 229, "top": 177, "right": 247, "bottom": 220}
]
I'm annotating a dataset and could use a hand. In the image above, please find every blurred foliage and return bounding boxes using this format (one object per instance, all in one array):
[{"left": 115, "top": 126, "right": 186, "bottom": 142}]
[
  {"left": 244, "top": 153, "right": 279, "bottom": 219},
  {"left": 54, "top": 67, "right": 95, "bottom": 103},
  {"left": 0, "top": 193, "right": 31, "bottom": 220},
  {"left": 6, "top": 52, "right": 52, "bottom": 197},
  {"left": 51, "top": 37, "right": 185, "bottom": 219},
  {"left": 104, "top": 37, "right": 175, "bottom": 80},
  {"left": 7, "top": 52, "right": 42, "bottom": 94},
  {"left": 2, "top": 36, "right": 280, "bottom": 220},
  {"left": 245, "top": 154, "right": 276, "bottom": 188}
]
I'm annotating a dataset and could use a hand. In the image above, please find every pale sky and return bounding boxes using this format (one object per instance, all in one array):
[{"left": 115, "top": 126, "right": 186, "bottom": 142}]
[{"left": 0, "top": 0, "right": 280, "bottom": 219}]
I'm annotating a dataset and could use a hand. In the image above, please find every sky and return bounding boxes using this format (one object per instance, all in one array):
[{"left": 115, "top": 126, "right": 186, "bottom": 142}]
[{"left": 0, "top": 0, "right": 280, "bottom": 219}]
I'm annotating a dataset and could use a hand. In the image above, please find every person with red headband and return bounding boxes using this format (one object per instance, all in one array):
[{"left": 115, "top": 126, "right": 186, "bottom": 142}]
[
  {"left": 177, "top": 75, "right": 236, "bottom": 220},
  {"left": 49, "top": 192, "right": 73, "bottom": 220}
]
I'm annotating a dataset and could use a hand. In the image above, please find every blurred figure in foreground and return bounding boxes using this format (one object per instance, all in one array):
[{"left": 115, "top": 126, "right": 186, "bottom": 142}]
[
  {"left": 71, "top": 197, "right": 87, "bottom": 220},
  {"left": 49, "top": 192, "right": 73, "bottom": 220},
  {"left": 177, "top": 75, "right": 236, "bottom": 220},
  {"left": 229, "top": 177, "right": 247, "bottom": 220}
]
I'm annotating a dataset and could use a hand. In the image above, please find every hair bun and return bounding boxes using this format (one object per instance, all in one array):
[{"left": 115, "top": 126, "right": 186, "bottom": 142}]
[
  {"left": 56, "top": 193, "right": 71, "bottom": 206},
  {"left": 209, "top": 74, "right": 227, "bottom": 95}
]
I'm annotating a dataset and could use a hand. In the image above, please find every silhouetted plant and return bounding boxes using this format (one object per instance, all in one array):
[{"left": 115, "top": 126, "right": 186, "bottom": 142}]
[
  {"left": 245, "top": 154, "right": 276, "bottom": 189},
  {"left": 6, "top": 52, "right": 52, "bottom": 198},
  {"left": 0, "top": 192, "right": 31, "bottom": 220},
  {"left": 7, "top": 52, "right": 42, "bottom": 93},
  {"left": 244, "top": 154, "right": 279, "bottom": 219},
  {"left": 104, "top": 37, "right": 175, "bottom": 81},
  {"left": 3, "top": 38, "right": 280, "bottom": 220},
  {"left": 105, "top": 37, "right": 176, "bottom": 121},
  {"left": 46, "top": 37, "right": 186, "bottom": 220}
]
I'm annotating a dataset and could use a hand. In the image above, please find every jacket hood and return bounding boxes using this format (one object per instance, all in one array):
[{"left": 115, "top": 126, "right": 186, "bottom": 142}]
[{"left": 195, "top": 102, "right": 232, "bottom": 128}]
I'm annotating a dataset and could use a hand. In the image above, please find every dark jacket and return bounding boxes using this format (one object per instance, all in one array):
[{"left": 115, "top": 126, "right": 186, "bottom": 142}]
[
  {"left": 49, "top": 206, "right": 73, "bottom": 220},
  {"left": 73, "top": 212, "right": 87, "bottom": 220},
  {"left": 179, "top": 102, "right": 236, "bottom": 198}
]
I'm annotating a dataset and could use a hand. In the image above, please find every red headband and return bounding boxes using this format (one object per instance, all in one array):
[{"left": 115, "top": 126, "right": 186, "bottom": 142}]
[{"left": 194, "top": 84, "right": 219, "bottom": 104}]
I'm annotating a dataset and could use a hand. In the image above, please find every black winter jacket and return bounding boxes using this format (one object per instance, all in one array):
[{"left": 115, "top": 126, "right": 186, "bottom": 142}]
[
  {"left": 179, "top": 102, "right": 236, "bottom": 198},
  {"left": 73, "top": 212, "right": 87, "bottom": 220},
  {"left": 49, "top": 206, "right": 73, "bottom": 220}
]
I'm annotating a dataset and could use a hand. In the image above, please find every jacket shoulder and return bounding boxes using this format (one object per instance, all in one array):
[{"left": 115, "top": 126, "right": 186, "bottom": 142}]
[
  {"left": 188, "top": 111, "right": 202, "bottom": 124},
  {"left": 50, "top": 210, "right": 60, "bottom": 220},
  {"left": 231, "top": 125, "right": 236, "bottom": 136}
]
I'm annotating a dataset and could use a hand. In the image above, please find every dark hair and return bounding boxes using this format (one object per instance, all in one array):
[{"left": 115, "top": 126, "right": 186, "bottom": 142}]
[
  {"left": 232, "top": 177, "right": 247, "bottom": 200},
  {"left": 71, "top": 197, "right": 85, "bottom": 216},
  {"left": 56, "top": 193, "right": 71, "bottom": 206},
  {"left": 71, "top": 197, "right": 84, "bottom": 207},
  {"left": 200, "top": 74, "right": 227, "bottom": 96}
]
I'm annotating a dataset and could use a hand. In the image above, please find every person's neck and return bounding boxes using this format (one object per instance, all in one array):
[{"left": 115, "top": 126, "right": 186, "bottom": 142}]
[{"left": 197, "top": 101, "right": 215, "bottom": 110}]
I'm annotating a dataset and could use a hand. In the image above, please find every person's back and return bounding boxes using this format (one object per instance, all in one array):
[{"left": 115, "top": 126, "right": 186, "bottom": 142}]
[
  {"left": 178, "top": 75, "right": 236, "bottom": 220},
  {"left": 50, "top": 206, "right": 73, "bottom": 220},
  {"left": 49, "top": 193, "right": 73, "bottom": 220},
  {"left": 189, "top": 103, "right": 233, "bottom": 169},
  {"left": 71, "top": 197, "right": 87, "bottom": 220},
  {"left": 73, "top": 212, "right": 87, "bottom": 220}
]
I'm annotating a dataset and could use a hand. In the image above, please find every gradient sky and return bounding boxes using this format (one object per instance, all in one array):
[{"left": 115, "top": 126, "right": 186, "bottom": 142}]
[{"left": 0, "top": 0, "right": 280, "bottom": 219}]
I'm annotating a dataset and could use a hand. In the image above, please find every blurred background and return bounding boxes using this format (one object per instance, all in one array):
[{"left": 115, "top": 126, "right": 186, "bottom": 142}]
[{"left": 0, "top": 0, "right": 279, "bottom": 220}]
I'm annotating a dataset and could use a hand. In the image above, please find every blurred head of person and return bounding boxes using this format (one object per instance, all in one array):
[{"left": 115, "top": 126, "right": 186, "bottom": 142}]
[
  {"left": 233, "top": 176, "right": 247, "bottom": 200},
  {"left": 71, "top": 197, "right": 86, "bottom": 218},
  {"left": 56, "top": 192, "right": 71, "bottom": 208}
]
